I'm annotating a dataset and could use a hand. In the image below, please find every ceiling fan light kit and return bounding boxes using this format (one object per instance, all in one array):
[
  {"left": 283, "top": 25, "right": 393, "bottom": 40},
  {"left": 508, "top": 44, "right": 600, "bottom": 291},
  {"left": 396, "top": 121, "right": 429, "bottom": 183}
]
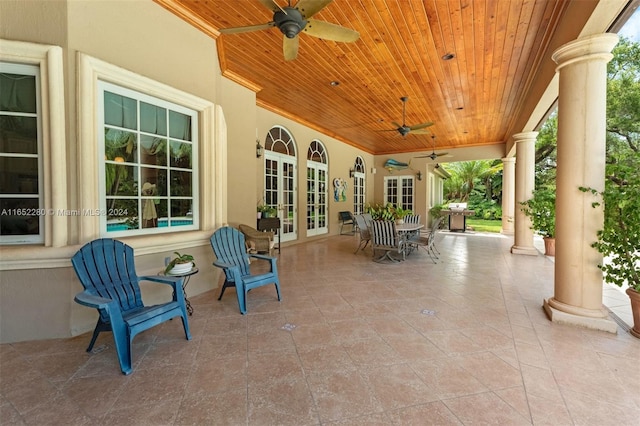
[
  {"left": 218, "top": 0, "right": 360, "bottom": 61},
  {"left": 382, "top": 96, "right": 434, "bottom": 137},
  {"left": 414, "top": 135, "right": 449, "bottom": 160}
]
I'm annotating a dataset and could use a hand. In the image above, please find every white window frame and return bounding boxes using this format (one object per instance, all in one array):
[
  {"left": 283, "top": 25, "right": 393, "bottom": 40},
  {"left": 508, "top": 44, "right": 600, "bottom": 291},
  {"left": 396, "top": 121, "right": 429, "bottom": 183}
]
[
  {"left": 0, "top": 63, "right": 43, "bottom": 244},
  {"left": 383, "top": 175, "right": 415, "bottom": 211},
  {"left": 77, "top": 53, "right": 224, "bottom": 249},
  {"left": 306, "top": 139, "right": 328, "bottom": 236},
  {"left": 352, "top": 156, "right": 366, "bottom": 215},
  {"left": 0, "top": 40, "right": 67, "bottom": 266},
  {"left": 97, "top": 81, "right": 199, "bottom": 237}
]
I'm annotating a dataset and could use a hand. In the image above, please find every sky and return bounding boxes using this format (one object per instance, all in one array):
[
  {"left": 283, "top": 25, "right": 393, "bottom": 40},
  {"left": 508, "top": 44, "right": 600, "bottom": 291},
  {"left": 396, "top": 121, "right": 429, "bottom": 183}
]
[{"left": 619, "top": 7, "right": 640, "bottom": 41}]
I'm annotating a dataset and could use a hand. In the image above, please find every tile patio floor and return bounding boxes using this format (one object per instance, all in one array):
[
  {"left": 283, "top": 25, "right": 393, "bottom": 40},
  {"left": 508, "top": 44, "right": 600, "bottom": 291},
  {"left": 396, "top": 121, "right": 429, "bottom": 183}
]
[{"left": 1, "top": 231, "right": 639, "bottom": 425}]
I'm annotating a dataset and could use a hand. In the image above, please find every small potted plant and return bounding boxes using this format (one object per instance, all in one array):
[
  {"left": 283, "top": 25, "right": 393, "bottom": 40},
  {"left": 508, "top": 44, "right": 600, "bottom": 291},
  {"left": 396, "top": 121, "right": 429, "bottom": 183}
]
[
  {"left": 393, "top": 205, "right": 413, "bottom": 224},
  {"left": 257, "top": 202, "right": 276, "bottom": 218},
  {"left": 520, "top": 186, "right": 556, "bottom": 256},
  {"left": 165, "top": 251, "right": 195, "bottom": 275}
]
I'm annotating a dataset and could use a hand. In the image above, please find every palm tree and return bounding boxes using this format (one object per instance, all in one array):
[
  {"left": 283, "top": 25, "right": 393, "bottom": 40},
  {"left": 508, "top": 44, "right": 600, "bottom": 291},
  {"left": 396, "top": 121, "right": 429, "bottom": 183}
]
[{"left": 443, "top": 160, "right": 502, "bottom": 202}]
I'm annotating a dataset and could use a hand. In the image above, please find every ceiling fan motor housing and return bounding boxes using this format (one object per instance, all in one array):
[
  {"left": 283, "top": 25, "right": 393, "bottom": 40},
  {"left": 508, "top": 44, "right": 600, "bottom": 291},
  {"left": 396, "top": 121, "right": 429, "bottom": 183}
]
[{"left": 274, "top": 7, "right": 307, "bottom": 38}]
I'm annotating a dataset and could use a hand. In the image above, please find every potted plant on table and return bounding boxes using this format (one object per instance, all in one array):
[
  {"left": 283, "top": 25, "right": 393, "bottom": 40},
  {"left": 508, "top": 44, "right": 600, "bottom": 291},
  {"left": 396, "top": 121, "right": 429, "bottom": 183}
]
[
  {"left": 580, "top": 154, "right": 640, "bottom": 338},
  {"left": 165, "top": 251, "right": 196, "bottom": 275},
  {"left": 365, "top": 203, "right": 413, "bottom": 224},
  {"left": 520, "top": 186, "right": 556, "bottom": 256}
]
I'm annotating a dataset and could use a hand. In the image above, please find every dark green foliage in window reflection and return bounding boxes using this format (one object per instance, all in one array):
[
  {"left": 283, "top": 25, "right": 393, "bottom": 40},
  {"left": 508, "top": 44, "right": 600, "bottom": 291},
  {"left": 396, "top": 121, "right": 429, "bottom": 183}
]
[
  {"left": 170, "top": 141, "right": 192, "bottom": 169},
  {"left": 170, "top": 171, "right": 192, "bottom": 197},
  {"left": 140, "top": 136, "right": 167, "bottom": 166}
]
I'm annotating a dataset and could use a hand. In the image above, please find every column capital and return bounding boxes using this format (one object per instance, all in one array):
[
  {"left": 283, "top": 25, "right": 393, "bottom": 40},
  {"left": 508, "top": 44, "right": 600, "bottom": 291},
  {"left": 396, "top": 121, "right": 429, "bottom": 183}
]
[
  {"left": 552, "top": 33, "right": 619, "bottom": 70},
  {"left": 512, "top": 132, "right": 538, "bottom": 144}
]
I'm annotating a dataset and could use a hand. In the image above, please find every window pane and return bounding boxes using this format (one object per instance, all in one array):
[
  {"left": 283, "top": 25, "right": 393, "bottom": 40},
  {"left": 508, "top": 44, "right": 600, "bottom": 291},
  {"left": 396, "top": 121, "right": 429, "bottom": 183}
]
[
  {"left": 140, "top": 136, "right": 167, "bottom": 166},
  {"left": 0, "top": 116, "right": 38, "bottom": 154},
  {"left": 171, "top": 199, "right": 192, "bottom": 220},
  {"left": 170, "top": 140, "right": 192, "bottom": 169},
  {"left": 169, "top": 110, "right": 191, "bottom": 141},
  {"left": 0, "top": 157, "right": 38, "bottom": 194},
  {"left": 140, "top": 102, "right": 167, "bottom": 135},
  {"left": 105, "top": 164, "right": 137, "bottom": 196},
  {"left": 104, "top": 91, "right": 137, "bottom": 129},
  {"left": 104, "top": 129, "right": 137, "bottom": 162},
  {"left": 106, "top": 199, "right": 138, "bottom": 232},
  {"left": 170, "top": 170, "right": 192, "bottom": 197},
  {"left": 0, "top": 73, "right": 36, "bottom": 113},
  {"left": 0, "top": 197, "right": 39, "bottom": 235},
  {"left": 140, "top": 167, "right": 167, "bottom": 196}
]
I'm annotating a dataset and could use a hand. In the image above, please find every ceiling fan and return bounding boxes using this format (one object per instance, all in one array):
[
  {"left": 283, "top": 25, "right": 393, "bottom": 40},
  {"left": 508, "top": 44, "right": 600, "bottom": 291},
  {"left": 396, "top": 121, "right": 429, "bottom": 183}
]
[
  {"left": 218, "top": 0, "right": 360, "bottom": 61},
  {"left": 415, "top": 135, "right": 449, "bottom": 160},
  {"left": 382, "top": 96, "right": 434, "bottom": 137}
]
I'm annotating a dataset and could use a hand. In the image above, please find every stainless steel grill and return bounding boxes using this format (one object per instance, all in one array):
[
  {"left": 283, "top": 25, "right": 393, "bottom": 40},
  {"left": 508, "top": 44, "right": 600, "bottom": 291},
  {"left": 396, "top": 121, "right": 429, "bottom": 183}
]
[{"left": 441, "top": 203, "right": 475, "bottom": 232}]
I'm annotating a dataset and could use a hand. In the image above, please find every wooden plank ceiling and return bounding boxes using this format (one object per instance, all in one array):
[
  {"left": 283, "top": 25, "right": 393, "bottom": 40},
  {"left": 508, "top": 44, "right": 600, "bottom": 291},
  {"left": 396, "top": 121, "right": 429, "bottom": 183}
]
[{"left": 154, "top": 0, "right": 572, "bottom": 155}]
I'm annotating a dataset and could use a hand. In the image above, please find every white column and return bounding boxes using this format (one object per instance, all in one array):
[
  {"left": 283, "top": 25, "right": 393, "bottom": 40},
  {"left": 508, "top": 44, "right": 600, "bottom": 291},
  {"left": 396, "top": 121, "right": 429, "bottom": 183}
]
[
  {"left": 511, "top": 132, "right": 538, "bottom": 255},
  {"left": 543, "top": 33, "right": 619, "bottom": 333},
  {"left": 501, "top": 157, "right": 515, "bottom": 235}
]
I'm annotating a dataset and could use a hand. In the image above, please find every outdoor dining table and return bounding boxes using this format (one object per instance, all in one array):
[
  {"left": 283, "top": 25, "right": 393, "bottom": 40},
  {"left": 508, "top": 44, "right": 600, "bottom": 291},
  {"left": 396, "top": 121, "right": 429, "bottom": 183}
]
[{"left": 396, "top": 222, "right": 424, "bottom": 256}]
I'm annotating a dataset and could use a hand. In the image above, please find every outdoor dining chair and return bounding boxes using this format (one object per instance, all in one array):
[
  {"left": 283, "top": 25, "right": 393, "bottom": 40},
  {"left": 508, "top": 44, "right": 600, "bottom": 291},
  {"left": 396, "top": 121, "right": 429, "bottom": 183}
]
[
  {"left": 409, "top": 216, "right": 444, "bottom": 263},
  {"left": 71, "top": 238, "right": 192, "bottom": 375},
  {"left": 339, "top": 211, "right": 356, "bottom": 235},
  {"left": 353, "top": 214, "right": 371, "bottom": 254},
  {"left": 210, "top": 226, "right": 281, "bottom": 314},
  {"left": 370, "top": 219, "right": 405, "bottom": 262}
]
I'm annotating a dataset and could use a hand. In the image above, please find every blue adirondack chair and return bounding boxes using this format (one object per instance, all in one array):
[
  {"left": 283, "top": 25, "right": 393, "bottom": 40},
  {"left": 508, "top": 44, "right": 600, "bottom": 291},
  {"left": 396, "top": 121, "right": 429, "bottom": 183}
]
[
  {"left": 210, "top": 226, "right": 281, "bottom": 314},
  {"left": 71, "top": 238, "right": 192, "bottom": 375}
]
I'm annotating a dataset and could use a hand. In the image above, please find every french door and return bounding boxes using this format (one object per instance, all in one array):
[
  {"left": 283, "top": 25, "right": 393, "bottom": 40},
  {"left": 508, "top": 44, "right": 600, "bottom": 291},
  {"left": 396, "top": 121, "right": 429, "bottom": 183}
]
[
  {"left": 265, "top": 152, "right": 297, "bottom": 242},
  {"left": 306, "top": 162, "right": 328, "bottom": 236}
]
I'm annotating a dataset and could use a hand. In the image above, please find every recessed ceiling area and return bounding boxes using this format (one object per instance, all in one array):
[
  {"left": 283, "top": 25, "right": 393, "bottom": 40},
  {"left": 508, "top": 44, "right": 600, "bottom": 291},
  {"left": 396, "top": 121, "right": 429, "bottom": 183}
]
[{"left": 154, "top": 0, "right": 605, "bottom": 156}]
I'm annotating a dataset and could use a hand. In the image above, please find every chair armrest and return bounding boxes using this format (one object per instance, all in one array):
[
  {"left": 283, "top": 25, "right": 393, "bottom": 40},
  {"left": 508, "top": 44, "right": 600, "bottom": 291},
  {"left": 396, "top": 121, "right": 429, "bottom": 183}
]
[
  {"left": 139, "top": 275, "right": 183, "bottom": 289},
  {"left": 249, "top": 253, "right": 277, "bottom": 262},
  {"left": 213, "top": 260, "right": 234, "bottom": 269},
  {"left": 74, "top": 291, "right": 114, "bottom": 309}
]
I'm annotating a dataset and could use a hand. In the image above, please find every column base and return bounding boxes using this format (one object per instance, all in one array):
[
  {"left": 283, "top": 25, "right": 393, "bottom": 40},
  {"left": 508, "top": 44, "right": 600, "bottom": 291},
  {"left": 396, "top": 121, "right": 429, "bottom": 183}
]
[
  {"left": 501, "top": 229, "right": 514, "bottom": 235},
  {"left": 543, "top": 298, "right": 618, "bottom": 334},
  {"left": 511, "top": 245, "right": 538, "bottom": 256}
]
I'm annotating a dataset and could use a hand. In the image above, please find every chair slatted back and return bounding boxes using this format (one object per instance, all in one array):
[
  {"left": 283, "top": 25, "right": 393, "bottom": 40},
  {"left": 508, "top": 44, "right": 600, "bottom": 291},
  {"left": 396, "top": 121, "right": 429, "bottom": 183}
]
[
  {"left": 71, "top": 239, "right": 143, "bottom": 321},
  {"left": 371, "top": 220, "right": 398, "bottom": 248},
  {"left": 404, "top": 214, "right": 421, "bottom": 224},
  {"left": 431, "top": 216, "right": 444, "bottom": 231},
  {"left": 354, "top": 214, "right": 370, "bottom": 239},
  {"left": 210, "top": 227, "right": 251, "bottom": 277}
]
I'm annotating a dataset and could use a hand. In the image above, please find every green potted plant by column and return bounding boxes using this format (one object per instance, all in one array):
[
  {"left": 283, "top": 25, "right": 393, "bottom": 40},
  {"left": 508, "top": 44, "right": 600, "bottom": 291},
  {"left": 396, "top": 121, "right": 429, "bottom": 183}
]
[
  {"left": 580, "top": 155, "right": 640, "bottom": 338},
  {"left": 520, "top": 186, "right": 556, "bottom": 256}
]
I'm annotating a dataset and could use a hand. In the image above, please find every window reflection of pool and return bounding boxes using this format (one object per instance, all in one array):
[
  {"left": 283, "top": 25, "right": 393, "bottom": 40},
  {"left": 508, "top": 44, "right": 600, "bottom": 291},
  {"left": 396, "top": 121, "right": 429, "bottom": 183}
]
[{"left": 107, "top": 218, "right": 193, "bottom": 232}]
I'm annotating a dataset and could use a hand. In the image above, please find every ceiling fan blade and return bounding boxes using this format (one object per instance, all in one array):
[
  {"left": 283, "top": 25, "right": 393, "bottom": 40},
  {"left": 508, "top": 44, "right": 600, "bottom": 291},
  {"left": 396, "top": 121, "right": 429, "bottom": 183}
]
[
  {"left": 257, "top": 0, "right": 282, "bottom": 12},
  {"left": 391, "top": 121, "right": 403, "bottom": 129},
  {"left": 295, "top": 0, "right": 333, "bottom": 18},
  {"left": 409, "top": 129, "right": 431, "bottom": 135},
  {"left": 283, "top": 35, "right": 299, "bottom": 61},
  {"left": 408, "top": 121, "right": 434, "bottom": 131},
  {"left": 219, "top": 22, "right": 275, "bottom": 35},
  {"left": 303, "top": 19, "right": 360, "bottom": 42}
]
